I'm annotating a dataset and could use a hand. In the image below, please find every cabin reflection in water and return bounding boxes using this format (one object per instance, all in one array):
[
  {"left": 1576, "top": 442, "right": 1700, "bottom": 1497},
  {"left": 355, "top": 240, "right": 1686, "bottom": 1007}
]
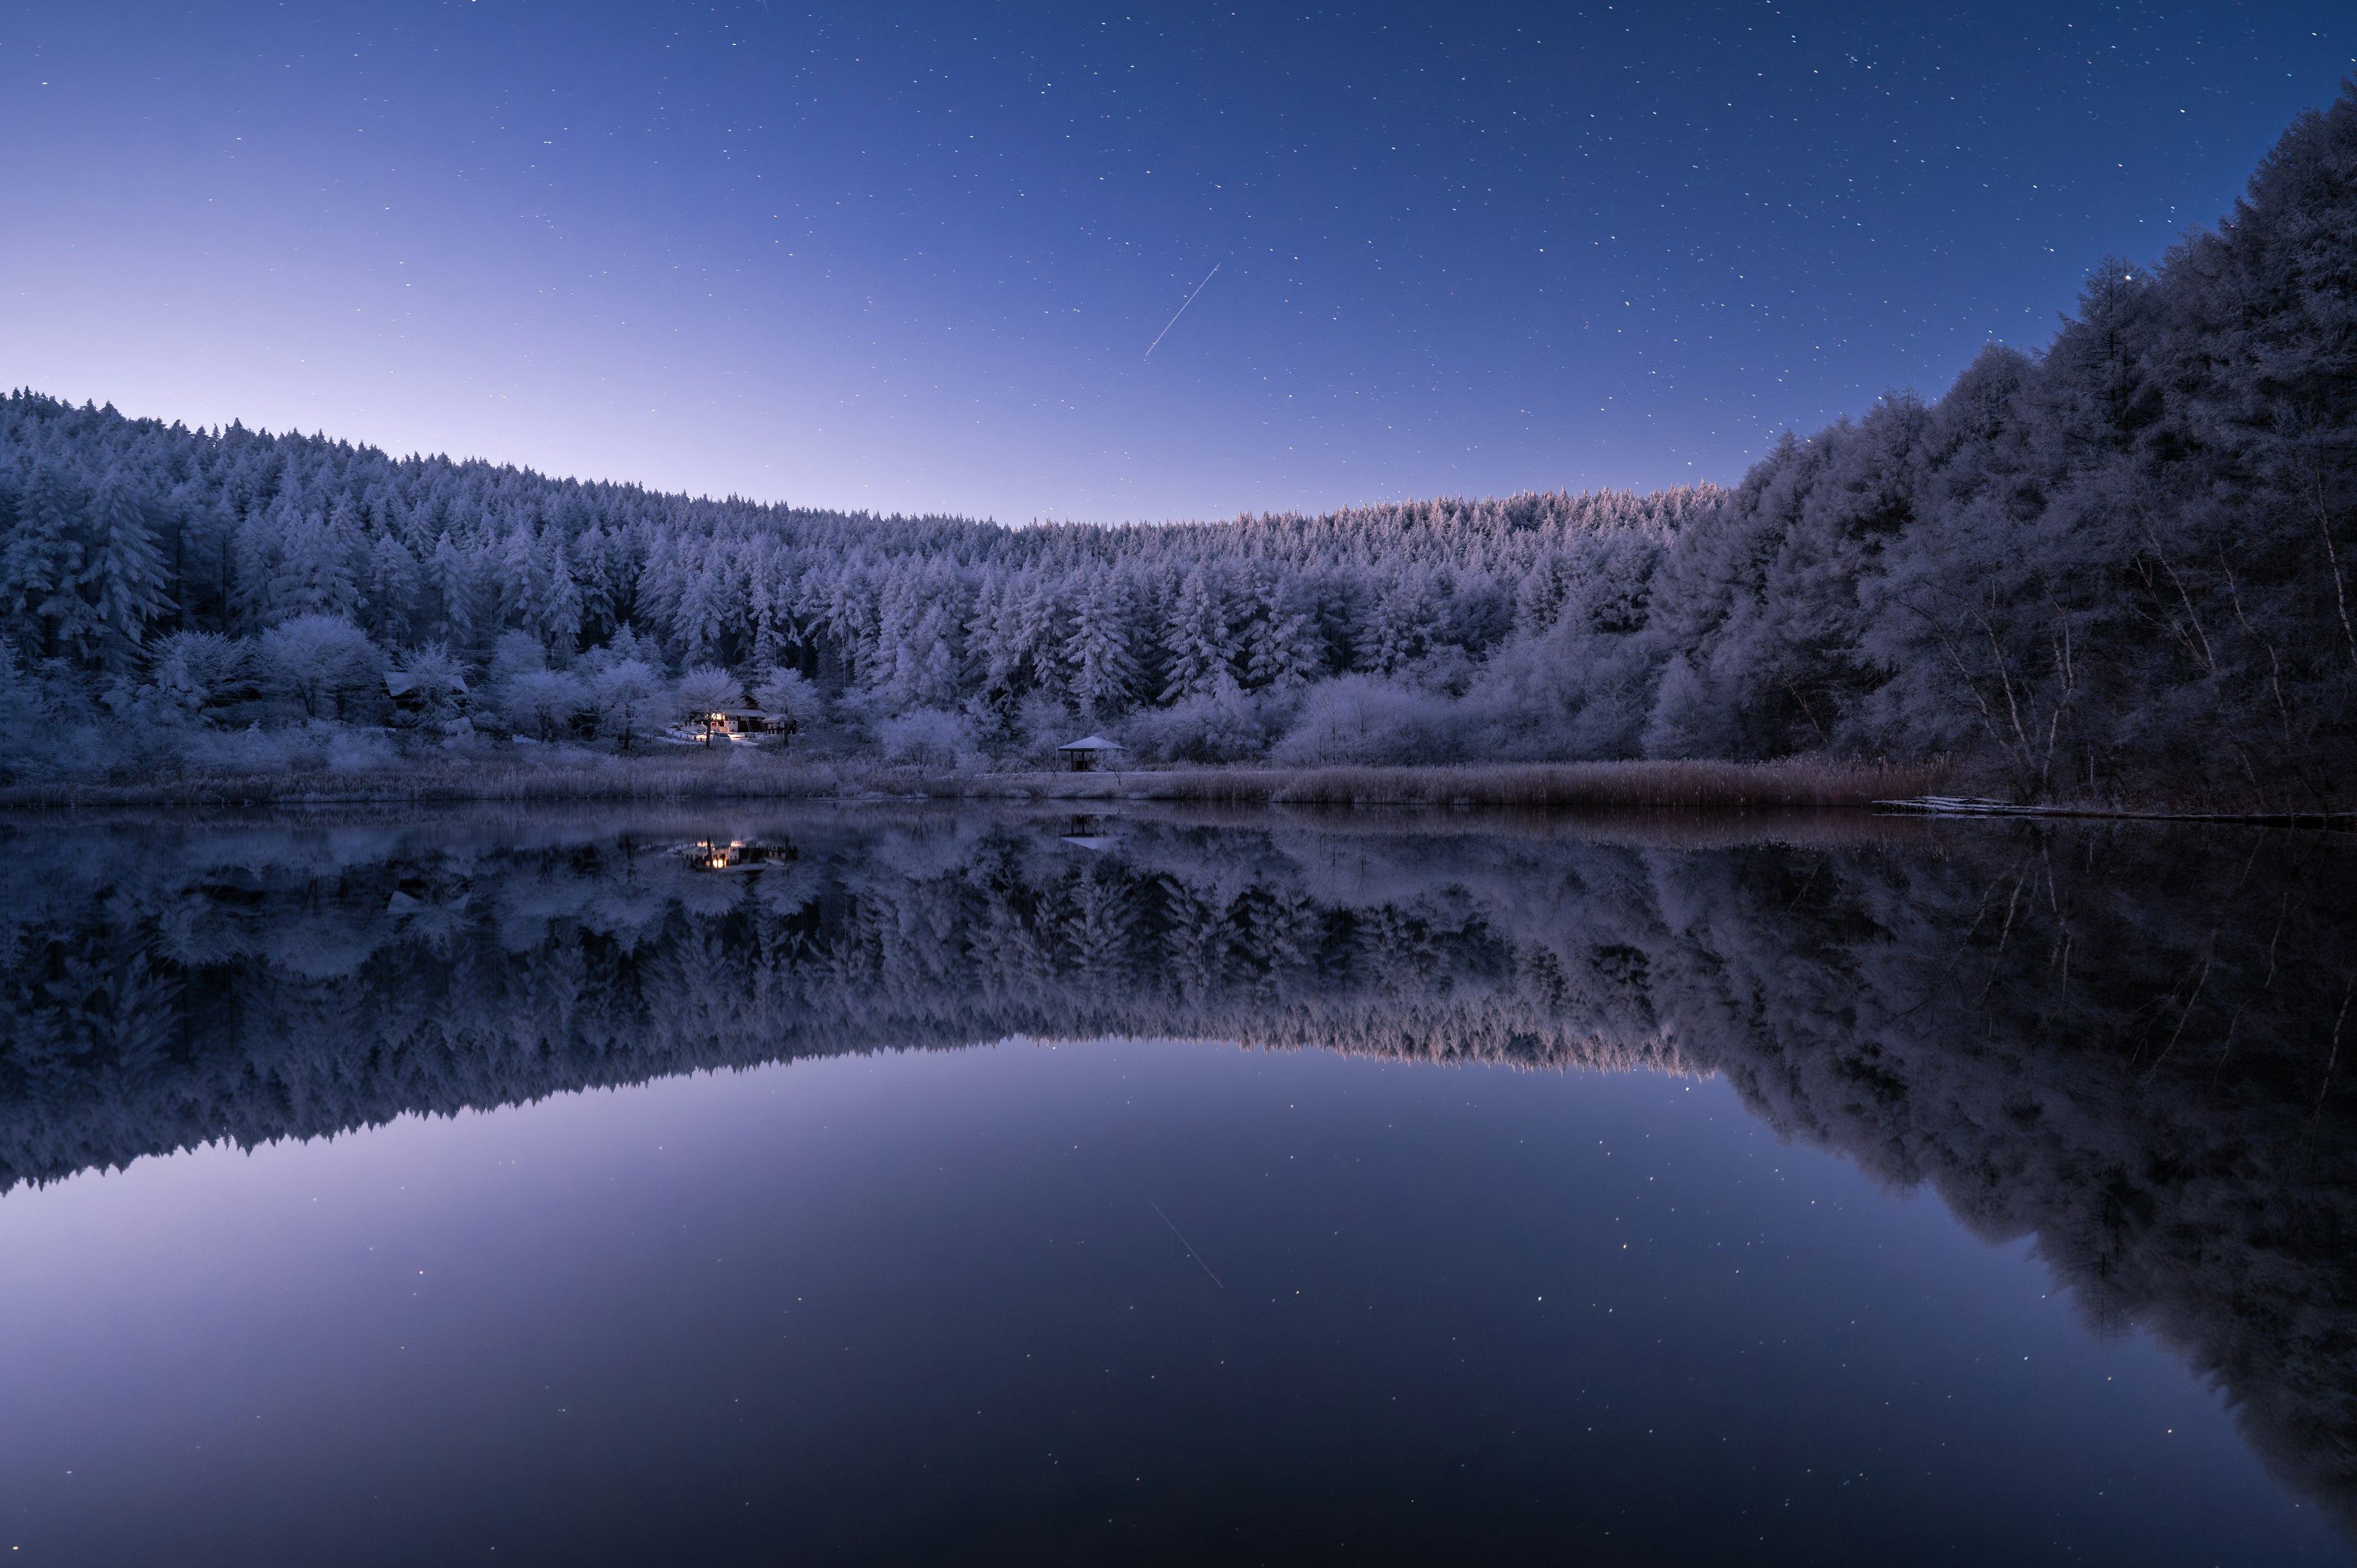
[{"left": 679, "top": 838, "right": 795, "bottom": 871}]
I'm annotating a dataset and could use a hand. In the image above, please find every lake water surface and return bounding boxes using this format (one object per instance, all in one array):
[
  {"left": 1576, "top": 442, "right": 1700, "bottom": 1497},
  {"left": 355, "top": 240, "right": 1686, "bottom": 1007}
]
[{"left": 0, "top": 808, "right": 2350, "bottom": 1564}]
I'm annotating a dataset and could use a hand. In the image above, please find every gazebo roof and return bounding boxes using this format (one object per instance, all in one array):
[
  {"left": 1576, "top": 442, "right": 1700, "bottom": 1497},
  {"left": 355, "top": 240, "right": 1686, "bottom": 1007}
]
[{"left": 1056, "top": 734, "right": 1125, "bottom": 751}]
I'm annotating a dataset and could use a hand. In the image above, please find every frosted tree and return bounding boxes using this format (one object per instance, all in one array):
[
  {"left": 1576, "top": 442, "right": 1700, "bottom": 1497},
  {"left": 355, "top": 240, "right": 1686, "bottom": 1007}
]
[
  {"left": 85, "top": 470, "right": 171, "bottom": 671},
  {"left": 753, "top": 667, "right": 820, "bottom": 727},
  {"left": 535, "top": 531, "right": 584, "bottom": 657},
  {"left": 386, "top": 642, "right": 470, "bottom": 726},
  {"left": 1243, "top": 564, "right": 1323, "bottom": 693},
  {"left": 1512, "top": 549, "right": 1575, "bottom": 637},
  {"left": 663, "top": 549, "right": 737, "bottom": 668},
  {"left": 863, "top": 558, "right": 967, "bottom": 716},
  {"left": 740, "top": 546, "right": 793, "bottom": 673},
  {"left": 420, "top": 532, "right": 471, "bottom": 647},
  {"left": 1062, "top": 567, "right": 1139, "bottom": 720},
  {"left": 497, "top": 523, "right": 543, "bottom": 635},
  {"left": 149, "top": 631, "right": 255, "bottom": 717},
  {"left": 500, "top": 670, "right": 589, "bottom": 741},
  {"left": 590, "top": 658, "right": 667, "bottom": 751},
  {"left": 1012, "top": 573, "right": 1066, "bottom": 696},
  {"left": 0, "top": 465, "right": 95, "bottom": 661},
  {"left": 1357, "top": 569, "right": 1441, "bottom": 676},
  {"left": 258, "top": 614, "right": 382, "bottom": 720},
  {"left": 266, "top": 501, "right": 360, "bottom": 623},
  {"left": 674, "top": 665, "right": 743, "bottom": 743},
  {"left": 485, "top": 628, "right": 549, "bottom": 701},
  {"left": 1160, "top": 566, "right": 1235, "bottom": 702},
  {"left": 878, "top": 706, "right": 974, "bottom": 767},
  {"left": 362, "top": 532, "right": 419, "bottom": 647}
]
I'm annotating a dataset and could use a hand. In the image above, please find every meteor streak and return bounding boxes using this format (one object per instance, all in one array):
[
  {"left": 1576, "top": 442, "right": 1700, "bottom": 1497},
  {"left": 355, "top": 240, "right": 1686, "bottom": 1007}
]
[
  {"left": 1144, "top": 263, "right": 1221, "bottom": 360},
  {"left": 1149, "top": 1200, "right": 1225, "bottom": 1288}
]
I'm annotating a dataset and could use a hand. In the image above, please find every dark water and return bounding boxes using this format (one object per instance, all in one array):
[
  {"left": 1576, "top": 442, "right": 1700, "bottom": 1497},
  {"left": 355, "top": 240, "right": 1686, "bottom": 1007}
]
[{"left": 1, "top": 808, "right": 2351, "bottom": 1566}]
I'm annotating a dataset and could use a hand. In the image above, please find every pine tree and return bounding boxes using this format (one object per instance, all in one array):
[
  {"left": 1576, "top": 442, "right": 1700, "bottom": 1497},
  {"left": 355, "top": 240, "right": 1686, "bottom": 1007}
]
[
  {"left": 87, "top": 469, "right": 171, "bottom": 671},
  {"left": 363, "top": 532, "right": 420, "bottom": 646},
  {"left": 266, "top": 504, "right": 359, "bottom": 623},
  {"left": 1063, "top": 568, "right": 1139, "bottom": 720},
  {"left": 422, "top": 532, "right": 469, "bottom": 645},
  {"left": 1161, "top": 566, "right": 1235, "bottom": 702},
  {"left": 0, "top": 465, "right": 93, "bottom": 661},
  {"left": 1244, "top": 565, "right": 1323, "bottom": 693}
]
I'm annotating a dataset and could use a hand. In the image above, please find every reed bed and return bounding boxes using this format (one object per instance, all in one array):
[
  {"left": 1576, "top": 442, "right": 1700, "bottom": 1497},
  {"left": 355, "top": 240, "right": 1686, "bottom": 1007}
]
[
  {"left": 1104, "top": 798, "right": 1944, "bottom": 851},
  {"left": 1015, "top": 757, "right": 1953, "bottom": 810},
  {"left": 0, "top": 753, "right": 1949, "bottom": 812},
  {"left": 0, "top": 753, "right": 847, "bottom": 808}
]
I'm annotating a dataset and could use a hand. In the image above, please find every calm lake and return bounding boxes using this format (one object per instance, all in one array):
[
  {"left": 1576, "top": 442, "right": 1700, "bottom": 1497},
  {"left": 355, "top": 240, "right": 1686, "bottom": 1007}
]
[{"left": 0, "top": 807, "right": 2350, "bottom": 1564}]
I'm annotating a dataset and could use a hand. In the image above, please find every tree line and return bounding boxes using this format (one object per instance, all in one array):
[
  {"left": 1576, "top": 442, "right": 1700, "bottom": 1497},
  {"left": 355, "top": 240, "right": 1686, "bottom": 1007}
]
[{"left": 3, "top": 85, "right": 2351, "bottom": 804}]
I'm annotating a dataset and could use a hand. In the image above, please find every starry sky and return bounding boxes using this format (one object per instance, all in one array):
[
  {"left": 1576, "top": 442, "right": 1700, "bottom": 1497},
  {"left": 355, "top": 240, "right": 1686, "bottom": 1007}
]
[{"left": 5, "top": 3, "right": 2350, "bottom": 523}]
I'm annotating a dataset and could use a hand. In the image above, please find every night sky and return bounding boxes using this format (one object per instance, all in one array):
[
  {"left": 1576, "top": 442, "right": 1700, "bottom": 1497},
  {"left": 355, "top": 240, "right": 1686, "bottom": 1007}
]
[{"left": 6, "top": 3, "right": 2350, "bottom": 523}]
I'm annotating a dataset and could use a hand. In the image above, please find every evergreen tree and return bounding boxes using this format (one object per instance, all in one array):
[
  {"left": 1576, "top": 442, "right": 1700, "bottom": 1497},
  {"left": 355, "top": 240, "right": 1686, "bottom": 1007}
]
[
  {"left": 87, "top": 469, "right": 171, "bottom": 671},
  {"left": 1161, "top": 566, "right": 1235, "bottom": 702},
  {"left": 362, "top": 532, "right": 420, "bottom": 647},
  {"left": 0, "top": 466, "right": 93, "bottom": 661},
  {"left": 1062, "top": 568, "right": 1139, "bottom": 721},
  {"left": 1243, "top": 564, "right": 1323, "bottom": 693}
]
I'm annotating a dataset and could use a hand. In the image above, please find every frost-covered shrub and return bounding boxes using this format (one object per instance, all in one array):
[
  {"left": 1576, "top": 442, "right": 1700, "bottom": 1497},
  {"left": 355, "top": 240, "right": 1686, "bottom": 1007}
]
[
  {"left": 325, "top": 726, "right": 401, "bottom": 771},
  {"left": 387, "top": 642, "right": 470, "bottom": 727},
  {"left": 1272, "top": 676, "right": 1466, "bottom": 767},
  {"left": 180, "top": 720, "right": 341, "bottom": 773},
  {"left": 498, "top": 669, "right": 589, "bottom": 741},
  {"left": 1639, "top": 654, "right": 1716, "bottom": 760},
  {"left": 1449, "top": 627, "right": 1656, "bottom": 761},
  {"left": 1008, "top": 695, "right": 1075, "bottom": 765},
  {"left": 590, "top": 659, "right": 670, "bottom": 752},
  {"left": 487, "top": 630, "right": 548, "bottom": 687},
  {"left": 878, "top": 707, "right": 975, "bottom": 769},
  {"left": 258, "top": 616, "right": 384, "bottom": 722},
  {"left": 752, "top": 668, "right": 821, "bottom": 727},
  {"left": 674, "top": 666, "right": 742, "bottom": 720},
  {"left": 149, "top": 631, "right": 257, "bottom": 719},
  {"left": 1121, "top": 687, "right": 1287, "bottom": 764}
]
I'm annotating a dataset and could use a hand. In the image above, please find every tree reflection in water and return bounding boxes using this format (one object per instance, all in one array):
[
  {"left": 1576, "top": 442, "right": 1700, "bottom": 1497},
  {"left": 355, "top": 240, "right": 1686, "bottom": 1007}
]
[{"left": 1, "top": 807, "right": 2351, "bottom": 1529}]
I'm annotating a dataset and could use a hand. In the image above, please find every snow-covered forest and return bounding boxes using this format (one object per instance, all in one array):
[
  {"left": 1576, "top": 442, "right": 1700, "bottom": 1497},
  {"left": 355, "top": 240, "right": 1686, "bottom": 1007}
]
[
  {"left": 3, "top": 86, "right": 2351, "bottom": 805},
  {"left": 2, "top": 809, "right": 2351, "bottom": 1520}
]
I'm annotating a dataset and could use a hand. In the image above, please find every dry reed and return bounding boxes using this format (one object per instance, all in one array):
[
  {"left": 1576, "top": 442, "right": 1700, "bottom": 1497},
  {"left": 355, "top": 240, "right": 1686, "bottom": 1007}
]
[
  {"left": 0, "top": 753, "right": 1950, "bottom": 813},
  {"left": 1008, "top": 757, "right": 1953, "bottom": 810}
]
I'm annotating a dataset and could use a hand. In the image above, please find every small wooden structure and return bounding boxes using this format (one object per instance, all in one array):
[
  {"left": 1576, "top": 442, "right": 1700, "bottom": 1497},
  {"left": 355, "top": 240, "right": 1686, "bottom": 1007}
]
[
  {"left": 678, "top": 838, "right": 795, "bottom": 871},
  {"left": 384, "top": 669, "right": 467, "bottom": 715},
  {"left": 1056, "top": 735, "right": 1126, "bottom": 773},
  {"left": 682, "top": 709, "right": 799, "bottom": 746}
]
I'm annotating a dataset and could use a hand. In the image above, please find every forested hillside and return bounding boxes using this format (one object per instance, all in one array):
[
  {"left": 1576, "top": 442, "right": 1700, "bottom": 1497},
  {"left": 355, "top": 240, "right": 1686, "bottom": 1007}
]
[{"left": 3, "top": 84, "right": 2350, "bottom": 806}]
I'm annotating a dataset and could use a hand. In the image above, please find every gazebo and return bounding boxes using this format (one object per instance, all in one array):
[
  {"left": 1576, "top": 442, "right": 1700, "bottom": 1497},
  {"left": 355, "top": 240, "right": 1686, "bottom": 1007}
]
[{"left": 1056, "top": 735, "right": 1126, "bottom": 773}]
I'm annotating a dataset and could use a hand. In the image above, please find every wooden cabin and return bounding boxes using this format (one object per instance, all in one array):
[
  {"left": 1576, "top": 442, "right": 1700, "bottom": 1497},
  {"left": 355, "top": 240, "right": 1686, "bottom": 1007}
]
[
  {"left": 684, "top": 709, "right": 799, "bottom": 746},
  {"left": 384, "top": 668, "right": 467, "bottom": 715}
]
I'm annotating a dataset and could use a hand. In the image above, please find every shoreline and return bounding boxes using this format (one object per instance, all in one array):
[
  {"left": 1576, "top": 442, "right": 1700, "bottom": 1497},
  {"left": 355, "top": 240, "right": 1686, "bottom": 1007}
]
[
  {"left": 4, "top": 754, "right": 2343, "bottom": 825},
  {"left": 1875, "top": 795, "right": 2357, "bottom": 830},
  {"left": 0, "top": 756, "right": 1945, "bottom": 812}
]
